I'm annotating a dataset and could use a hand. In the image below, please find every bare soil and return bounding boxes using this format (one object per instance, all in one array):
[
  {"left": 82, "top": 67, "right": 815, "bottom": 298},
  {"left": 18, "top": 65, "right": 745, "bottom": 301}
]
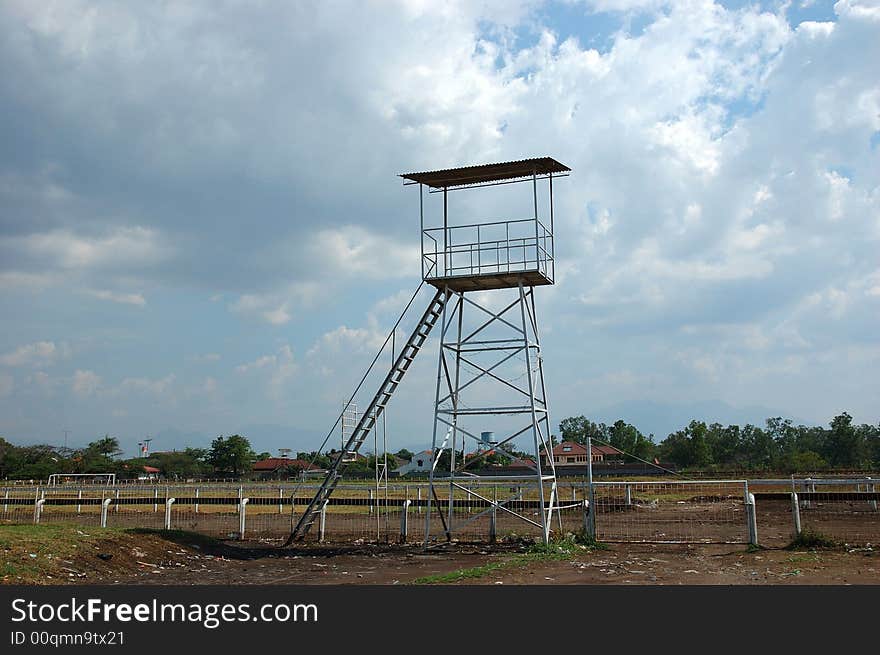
[{"left": 6, "top": 530, "right": 875, "bottom": 586}]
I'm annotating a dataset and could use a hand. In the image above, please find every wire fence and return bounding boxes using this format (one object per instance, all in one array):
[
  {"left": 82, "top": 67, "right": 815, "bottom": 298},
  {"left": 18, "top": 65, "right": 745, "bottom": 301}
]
[
  {"left": 589, "top": 480, "right": 750, "bottom": 544},
  {"left": 2, "top": 479, "right": 877, "bottom": 546}
]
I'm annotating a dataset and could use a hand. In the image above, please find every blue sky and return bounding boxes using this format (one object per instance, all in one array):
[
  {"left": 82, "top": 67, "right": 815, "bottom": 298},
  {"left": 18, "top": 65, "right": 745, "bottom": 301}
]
[{"left": 0, "top": 0, "right": 877, "bottom": 458}]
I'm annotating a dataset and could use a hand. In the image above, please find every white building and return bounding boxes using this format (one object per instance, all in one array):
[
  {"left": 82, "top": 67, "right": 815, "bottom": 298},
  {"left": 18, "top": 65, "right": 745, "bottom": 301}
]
[{"left": 394, "top": 450, "right": 434, "bottom": 476}]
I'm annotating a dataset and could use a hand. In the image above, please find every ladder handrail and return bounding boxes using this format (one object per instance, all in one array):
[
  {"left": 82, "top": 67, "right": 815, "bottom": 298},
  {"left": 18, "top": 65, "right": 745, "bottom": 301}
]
[{"left": 283, "top": 287, "right": 449, "bottom": 545}]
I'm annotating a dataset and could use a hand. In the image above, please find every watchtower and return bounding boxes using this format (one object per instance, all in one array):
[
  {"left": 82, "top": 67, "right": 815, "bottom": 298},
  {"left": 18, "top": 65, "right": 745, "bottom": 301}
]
[
  {"left": 285, "top": 157, "right": 570, "bottom": 546},
  {"left": 401, "top": 157, "right": 570, "bottom": 544}
]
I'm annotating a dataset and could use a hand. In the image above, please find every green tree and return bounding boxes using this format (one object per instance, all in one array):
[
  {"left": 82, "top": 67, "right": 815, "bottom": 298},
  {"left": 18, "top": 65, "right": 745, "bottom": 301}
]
[
  {"left": 149, "top": 448, "right": 209, "bottom": 479},
  {"left": 207, "top": 435, "right": 256, "bottom": 477},
  {"left": 824, "top": 412, "right": 864, "bottom": 468},
  {"left": 705, "top": 423, "right": 743, "bottom": 469},
  {"left": 71, "top": 436, "right": 124, "bottom": 474},
  {"left": 1, "top": 443, "right": 67, "bottom": 480},
  {"left": 659, "top": 420, "right": 711, "bottom": 469},
  {"left": 607, "top": 420, "right": 655, "bottom": 461},
  {"left": 558, "top": 416, "right": 608, "bottom": 445},
  {"left": 741, "top": 424, "right": 775, "bottom": 470},
  {"left": 394, "top": 448, "right": 414, "bottom": 461}
]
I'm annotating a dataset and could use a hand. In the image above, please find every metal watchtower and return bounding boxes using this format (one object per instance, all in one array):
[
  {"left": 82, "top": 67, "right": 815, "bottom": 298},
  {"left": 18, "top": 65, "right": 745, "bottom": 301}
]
[
  {"left": 285, "top": 156, "right": 569, "bottom": 546},
  {"left": 401, "top": 156, "right": 570, "bottom": 545}
]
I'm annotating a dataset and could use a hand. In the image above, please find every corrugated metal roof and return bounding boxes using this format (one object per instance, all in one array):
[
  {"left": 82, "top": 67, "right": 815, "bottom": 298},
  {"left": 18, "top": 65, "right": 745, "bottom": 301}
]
[{"left": 400, "top": 156, "right": 570, "bottom": 189}]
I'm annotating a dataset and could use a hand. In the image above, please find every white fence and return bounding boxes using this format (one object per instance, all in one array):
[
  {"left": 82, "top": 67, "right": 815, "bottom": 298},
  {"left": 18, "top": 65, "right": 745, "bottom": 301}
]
[{"left": 3, "top": 479, "right": 878, "bottom": 546}]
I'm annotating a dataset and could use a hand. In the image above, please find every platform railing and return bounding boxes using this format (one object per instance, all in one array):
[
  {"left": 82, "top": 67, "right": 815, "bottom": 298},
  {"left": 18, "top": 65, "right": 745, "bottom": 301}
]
[{"left": 422, "top": 217, "right": 553, "bottom": 282}]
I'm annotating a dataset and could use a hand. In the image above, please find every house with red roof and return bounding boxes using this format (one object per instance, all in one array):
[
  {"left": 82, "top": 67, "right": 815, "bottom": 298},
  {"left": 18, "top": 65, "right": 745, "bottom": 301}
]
[{"left": 540, "top": 441, "right": 623, "bottom": 468}]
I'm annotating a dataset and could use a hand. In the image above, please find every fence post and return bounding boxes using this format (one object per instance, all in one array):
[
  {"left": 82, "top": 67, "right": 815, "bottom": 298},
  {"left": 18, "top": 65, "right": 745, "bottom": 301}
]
[
  {"left": 417, "top": 486, "right": 422, "bottom": 515},
  {"left": 279, "top": 487, "right": 283, "bottom": 514},
  {"left": 153, "top": 488, "right": 158, "bottom": 513},
  {"left": 582, "top": 500, "right": 592, "bottom": 538},
  {"left": 625, "top": 483, "right": 632, "bottom": 507},
  {"left": 195, "top": 488, "right": 199, "bottom": 514},
  {"left": 239, "top": 498, "right": 249, "bottom": 540},
  {"left": 33, "top": 497, "right": 46, "bottom": 524},
  {"left": 318, "top": 501, "right": 327, "bottom": 543},
  {"left": 586, "top": 438, "right": 596, "bottom": 538},
  {"left": 115, "top": 488, "right": 120, "bottom": 513},
  {"left": 803, "top": 477, "right": 812, "bottom": 509},
  {"left": 3, "top": 489, "right": 8, "bottom": 514},
  {"left": 289, "top": 492, "right": 297, "bottom": 531},
  {"left": 489, "top": 502, "right": 497, "bottom": 544},
  {"left": 165, "top": 498, "right": 175, "bottom": 530},
  {"left": 400, "top": 499, "right": 411, "bottom": 543},
  {"left": 867, "top": 477, "right": 877, "bottom": 511},
  {"left": 77, "top": 489, "right": 82, "bottom": 514},
  {"left": 369, "top": 489, "right": 374, "bottom": 515},
  {"left": 791, "top": 492, "right": 801, "bottom": 537},
  {"left": 100, "top": 498, "right": 112, "bottom": 528},
  {"left": 746, "top": 493, "right": 758, "bottom": 547}
]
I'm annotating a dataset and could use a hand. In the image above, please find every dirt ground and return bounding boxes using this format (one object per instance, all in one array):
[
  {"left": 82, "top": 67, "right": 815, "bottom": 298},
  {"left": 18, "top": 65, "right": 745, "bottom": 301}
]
[{"left": 5, "top": 529, "right": 876, "bottom": 586}]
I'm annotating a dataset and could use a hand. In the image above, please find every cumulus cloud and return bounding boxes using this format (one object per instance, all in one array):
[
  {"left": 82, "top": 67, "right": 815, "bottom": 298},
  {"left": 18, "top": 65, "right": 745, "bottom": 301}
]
[
  {"left": 236, "top": 345, "right": 297, "bottom": 397},
  {"left": 86, "top": 289, "right": 146, "bottom": 306},
  {"left": 0, "top": 1, "right": 878, "bottom": 442},
  {"left": 0, "top": 341, "right": 67, "bottom": 367},
  {"left": 118, "top": 374, "right": 176, "bottom": 396},
  {"left": 71, "top": 369, "right": 101, "bottom": 397}
]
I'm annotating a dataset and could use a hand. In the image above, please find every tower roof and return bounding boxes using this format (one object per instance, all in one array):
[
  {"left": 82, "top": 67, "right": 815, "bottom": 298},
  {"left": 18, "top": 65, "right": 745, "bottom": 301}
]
[{"left": 400, "top": 156, "right": 570, "bottom": 189}]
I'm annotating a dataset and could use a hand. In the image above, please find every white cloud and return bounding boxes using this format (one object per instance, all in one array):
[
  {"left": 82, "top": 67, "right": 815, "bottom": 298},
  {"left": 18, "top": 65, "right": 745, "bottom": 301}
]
[
  {"left": 835, "top": 0, "right": 880, "bottom": 21},
  {"left": 119, "top": 374, "right": 176, "bottom": 395},
  {"left": 5, "top": 226, "right": 166, "bottom": 271},
  {"left": 86, "top": 289, "right": 146, "bottom": 306},
  {"left": 0, "top": 341, "right": 67, "bottom": 367},
  {"left": 71, "top": 369, "right": 101, "bottom": 397},
  {"left": 307, "top": 227, "right": 420, "bottom": 280},
  {"left": 0, "top": 1, "right": 878, "bottom": 438},
  {"left": 236, "top": 354, "right": 276, "bottom": 374},
  {"left": 262, "top": 305, "right": 291, "bottom": 325},
  {"left": 236, "top": 345, "right": 297, "bottom": 397},
  {"left": 230, "top": 282, "right": 318, "bottom": 326},
  {"left": 306, "top": 325, "right": 387, "bottom": 360}
]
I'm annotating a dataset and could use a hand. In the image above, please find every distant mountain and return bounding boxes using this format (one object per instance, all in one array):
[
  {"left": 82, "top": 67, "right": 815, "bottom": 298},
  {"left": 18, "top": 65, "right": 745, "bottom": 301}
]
[{"left": 588, "top": 399, "right": 814, "bottom": 440}]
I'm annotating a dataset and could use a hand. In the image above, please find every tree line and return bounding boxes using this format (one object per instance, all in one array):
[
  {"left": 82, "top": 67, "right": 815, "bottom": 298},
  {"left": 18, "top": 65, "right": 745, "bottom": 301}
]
[
  {"left": 0, "top": 434, "right": 259, "bottom": 481},
  {"left": 558, "top": 412, "right": 880, "bottom": 472},
  {"left": 1, "top": 411, "right": 878, "bottom": 480}
]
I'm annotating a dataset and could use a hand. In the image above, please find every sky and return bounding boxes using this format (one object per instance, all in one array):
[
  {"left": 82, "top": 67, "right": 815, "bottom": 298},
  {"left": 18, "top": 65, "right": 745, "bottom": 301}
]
[{"left": 0, "top": 0, "right": 878, "bottom": 458}]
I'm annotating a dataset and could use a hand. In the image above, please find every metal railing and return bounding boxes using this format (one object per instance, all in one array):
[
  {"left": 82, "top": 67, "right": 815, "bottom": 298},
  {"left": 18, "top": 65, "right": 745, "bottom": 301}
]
[{"left": 422, "top": 217, "right": 553, "bottom": 282}]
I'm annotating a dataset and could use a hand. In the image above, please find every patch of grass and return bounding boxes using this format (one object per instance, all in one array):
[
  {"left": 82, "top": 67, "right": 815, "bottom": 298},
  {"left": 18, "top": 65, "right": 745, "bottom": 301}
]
[
  {"left": 787, "top": 529, "right": 840, "bottom": 550},
  {"left": 0, "top": 523, "right": 127, "bottom": 584},
  {"left": 411, "top": 533, "right": 608, "bottom": 585},
  {"left": 786, "top": 553, "right": 820, "bottom": 564}
]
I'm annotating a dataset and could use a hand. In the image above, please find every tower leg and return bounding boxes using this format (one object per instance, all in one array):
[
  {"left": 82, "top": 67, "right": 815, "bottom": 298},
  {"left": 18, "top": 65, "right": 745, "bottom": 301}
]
[{"left": 425, "top": 284, "right": 558, "bottom": 546}]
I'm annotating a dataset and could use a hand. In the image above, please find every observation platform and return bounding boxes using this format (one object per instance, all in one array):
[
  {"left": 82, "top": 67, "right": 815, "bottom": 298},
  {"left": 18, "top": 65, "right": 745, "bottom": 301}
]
[
  {"left": 426, "top": 270, "right": 552, "bottom": 293},
  {"left": 401, "top": 157, "right": 568, "bottom": 293}
]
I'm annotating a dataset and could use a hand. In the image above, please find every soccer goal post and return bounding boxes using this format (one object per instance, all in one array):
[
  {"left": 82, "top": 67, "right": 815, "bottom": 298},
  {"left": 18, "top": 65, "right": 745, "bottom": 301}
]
[{"left": 47, "top": 473, "right": 116, "bottom": 486}]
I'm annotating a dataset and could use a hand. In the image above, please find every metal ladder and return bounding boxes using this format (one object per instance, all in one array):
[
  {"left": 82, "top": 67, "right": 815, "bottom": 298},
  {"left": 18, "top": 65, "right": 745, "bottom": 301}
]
[{"left": 287, "top": 288, "right": 450, "bottom": 542}]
